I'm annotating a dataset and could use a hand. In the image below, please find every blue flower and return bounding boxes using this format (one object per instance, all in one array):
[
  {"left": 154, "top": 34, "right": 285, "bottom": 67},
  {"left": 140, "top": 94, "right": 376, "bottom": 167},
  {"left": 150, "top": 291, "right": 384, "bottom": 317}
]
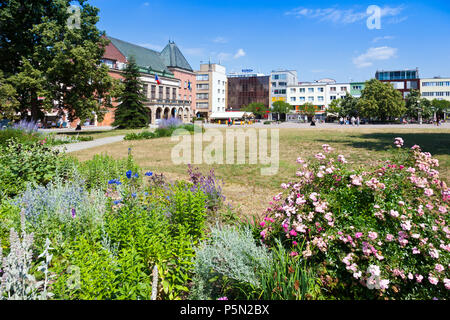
[
  {"left": 126, "top": 170, "right": 132, "bottom": 179},
  {"left": 145, "top": 171, "right": 153, "bottom": 177},
  {"left": 108, "top": 179, "right": 116, "bottom": 185},
  {"left": 131, "top": 193, "right": 137, "bottom": 198},
  {"left": 144, "top": 192, "right": 149, "bottom": 196},
  {"left": 113, "top": 200, "right": 121, "bottom": 205},
  {"left": 134, "top": 173, "right": 139, "bottom": 179}
]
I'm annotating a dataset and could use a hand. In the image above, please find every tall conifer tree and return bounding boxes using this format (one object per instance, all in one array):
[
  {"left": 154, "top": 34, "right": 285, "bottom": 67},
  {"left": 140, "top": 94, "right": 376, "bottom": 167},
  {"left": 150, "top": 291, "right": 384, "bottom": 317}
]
[{"left": 113, "top": 56, "right": 149, "bottom": 128}]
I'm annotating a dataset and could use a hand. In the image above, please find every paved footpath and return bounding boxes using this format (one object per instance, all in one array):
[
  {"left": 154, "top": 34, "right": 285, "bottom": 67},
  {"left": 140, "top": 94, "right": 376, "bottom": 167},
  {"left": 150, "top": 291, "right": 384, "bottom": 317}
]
[{"left": 54, "top": 135, "right": 125, "bottom": 153}]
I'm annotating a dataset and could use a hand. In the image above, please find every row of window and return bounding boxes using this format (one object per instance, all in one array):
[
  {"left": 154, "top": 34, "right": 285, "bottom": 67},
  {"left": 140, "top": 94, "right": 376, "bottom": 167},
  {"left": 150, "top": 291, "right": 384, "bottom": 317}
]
[
  {"left": 287, "top": 87, "right": 347, "bottom": 94},
  {"left": 142, "top": 84, "right": 191, "bottom": 101},
  {"left": 272, "top": 74, "right": 287, "bottom": 80},
  {"left": 272, "top": 82, "right": 287, "bottom": 87},
  {"left": 422, "top": 81, "right": 450, "bottom": 87},
  {"left": 290, "top": 96, "right": 325, "bottom": 102},
  {"left": 422, "top": 92, "right": 450, "bottom": 97}
]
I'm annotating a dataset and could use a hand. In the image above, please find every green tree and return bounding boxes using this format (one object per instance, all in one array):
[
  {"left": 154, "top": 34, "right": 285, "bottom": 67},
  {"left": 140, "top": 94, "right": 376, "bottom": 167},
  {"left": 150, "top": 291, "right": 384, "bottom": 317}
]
[
  {"left": 431, "top": 99, "right": 450, "bottom": 119},
  {"left": 112, "top": 57, "right": 149, "bottom": 129},
  {"left": 357, "top": 79, "right": 405, "bottom": 121},
  {"left": 244, "top": 102, "right": 267, "bottom": 119},
  {"left": 298, "top": 102, "right": 316, "bottom": 119},
  {"left": 0, "top": 70, "right": 19, "bottom": 120},
  {"left": 326, "top": 99, "right": 342, "bottom": 118},
  {"left": 340, "top": 93, "right": 360, "bottom": 117},
  {"left": 1, "top": 0, "right": 116, "bottom": 122}
]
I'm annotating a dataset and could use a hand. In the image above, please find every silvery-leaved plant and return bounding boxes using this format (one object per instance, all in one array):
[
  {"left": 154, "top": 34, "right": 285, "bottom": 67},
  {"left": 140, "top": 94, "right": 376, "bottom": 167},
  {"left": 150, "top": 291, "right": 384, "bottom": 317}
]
[{"left": 0, "top": 210, "right": 54, "bottom": 300}]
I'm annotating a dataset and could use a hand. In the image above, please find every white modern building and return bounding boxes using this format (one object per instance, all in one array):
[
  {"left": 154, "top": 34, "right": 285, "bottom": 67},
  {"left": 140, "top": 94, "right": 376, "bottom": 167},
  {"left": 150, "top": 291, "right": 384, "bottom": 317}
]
[
  {"left": 420, "top": 77, "right": 450, "bottom": 102},
  {"left": 270, "top": 70, "right": 298, "bottom": 108},
  {"left": 286, "top": 79, "right": 350, "bottom": 119},
  {"left": 195, "top": 63, "right": 227, "bottom": 119}
]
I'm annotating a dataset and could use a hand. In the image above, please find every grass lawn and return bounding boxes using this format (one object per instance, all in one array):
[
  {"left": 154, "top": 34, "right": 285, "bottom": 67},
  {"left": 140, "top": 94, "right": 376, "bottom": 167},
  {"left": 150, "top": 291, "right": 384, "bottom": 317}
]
[
  {"left": 54, "top": 128, "right": 143, "bottom": 139},
  {"left": 72, "top": 127, "right": 450, "bottom": 218}
]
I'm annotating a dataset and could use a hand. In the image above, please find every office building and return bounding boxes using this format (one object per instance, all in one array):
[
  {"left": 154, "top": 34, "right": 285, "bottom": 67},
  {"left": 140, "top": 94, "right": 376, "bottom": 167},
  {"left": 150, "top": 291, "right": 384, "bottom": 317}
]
[
  {"left": 375, "top": 69, "right": 420, "bottom": 99},
  {"left": 195, "top": 63, "right": 227, "bottom": 119},
  {"left": 270, "top": 70, "right": 298, "bottom": 108},
  {"left": 420, "top": 77, "right": 450, "bottom": 102},
  {"left": 227, "top": 71, "right": 270, "bottom": 112}
]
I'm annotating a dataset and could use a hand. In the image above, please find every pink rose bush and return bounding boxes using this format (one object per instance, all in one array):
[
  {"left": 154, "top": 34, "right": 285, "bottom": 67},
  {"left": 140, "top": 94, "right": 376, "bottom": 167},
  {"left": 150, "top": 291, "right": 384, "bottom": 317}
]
[{"left": 258, "top": 138, "right": 449, "bottom": 299}]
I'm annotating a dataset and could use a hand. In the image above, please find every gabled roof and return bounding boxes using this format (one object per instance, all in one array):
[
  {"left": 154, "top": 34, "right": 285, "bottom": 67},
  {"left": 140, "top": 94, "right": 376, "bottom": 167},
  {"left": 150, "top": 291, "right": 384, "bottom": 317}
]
[
  {"left": 160, "top": 41, "right": 193, "bottom": 72},
  {"left": 107, "top": 36, "right": 173, "bottom": 76}
]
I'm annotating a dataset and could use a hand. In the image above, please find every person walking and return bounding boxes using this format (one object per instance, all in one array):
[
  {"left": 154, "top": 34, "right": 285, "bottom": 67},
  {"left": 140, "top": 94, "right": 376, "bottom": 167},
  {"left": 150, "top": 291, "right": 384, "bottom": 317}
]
[
  {"left": 339, "top": 117, "right": 344, "bottom": 125},
  {"left": 351, "top": 116, "right": 356, "bottom": 126},
  {"left": 356, "top": 116, "right": 360, "bottom": 126}
]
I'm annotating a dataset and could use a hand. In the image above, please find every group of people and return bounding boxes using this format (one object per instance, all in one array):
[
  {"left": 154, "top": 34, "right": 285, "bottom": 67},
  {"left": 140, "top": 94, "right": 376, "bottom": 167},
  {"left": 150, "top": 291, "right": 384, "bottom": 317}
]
[{"left": 339, "top": 116, "right": 360, "bottom": 126}]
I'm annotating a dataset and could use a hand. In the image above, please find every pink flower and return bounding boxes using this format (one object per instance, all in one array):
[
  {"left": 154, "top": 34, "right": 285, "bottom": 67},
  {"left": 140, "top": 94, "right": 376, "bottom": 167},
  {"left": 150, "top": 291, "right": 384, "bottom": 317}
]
[
  {"left": 389, "top": 210, "right": 399, "bottom": 218},
  {"left": 292, "top": 241, "right": 298, "bottom": 246},
  {"left": 438, "top": 206, "right": 447, "bottom": 214},
  {"left": 368, "top": 232, "right": 378, "bottom": 240},
  {"left": 435, "top": 264, "right": 444, "bottom": 273},
  {"left": 416, "top": 274, "right": 424, "bottom": 283},
  {"left": 337, "top": 155, "right": 347, "bottom": 164},
  {"left": 259, "top": 221, "right": 266, "bottom": 227},
  {"left": 386, "top": 234, "right": 394, "bottom": 242},
  {"left": 428, "top": 275, "right": 439, "bottom": 285},
  {"left": 260, "top": 230, "right": 266, "bottom": 239},
  {"left": 290, "top": 251, "right": 299, "bottom": 257},
  {"left": 315, "top": 153, "right": 326, "bottom": 160},
  {"left": 296, "top": 157, "right": 305, "bottom": 164},
  {"left": 444, "top": 279, "right": 450, "bottom": 290},
  {"left": 429, "top": 248, "right": 440, "bottom": 259},
  {"left": 355, "top": 232, "right": 363, "bottom": 239},
  {"left": 412, "top": 247, "right": 421, "bottom": 254},
  {"left": 289, "top": 229, "right": 298, "bottom": 237},
  {"left": 322, "top": 144, "right": 333, "bottom": 153},
  {"left": 424, "top": 188, "right": 434, "bottom": 197},
  {"left": 394, "top": 137, "right": 404, "bottom": 148}
]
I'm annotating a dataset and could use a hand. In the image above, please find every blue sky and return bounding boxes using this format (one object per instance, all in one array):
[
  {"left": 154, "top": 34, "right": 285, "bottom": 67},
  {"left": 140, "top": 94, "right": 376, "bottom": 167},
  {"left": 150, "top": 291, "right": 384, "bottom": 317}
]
[{"left": 90, "top": 0, "right": 450, "bottom": 82}]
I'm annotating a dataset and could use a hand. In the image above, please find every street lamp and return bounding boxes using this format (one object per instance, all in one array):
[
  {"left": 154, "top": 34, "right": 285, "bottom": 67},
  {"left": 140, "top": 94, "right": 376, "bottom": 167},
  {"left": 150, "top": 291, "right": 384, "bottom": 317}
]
[{"left": 416, "top": 104, "right": 422, "bottom": 125}]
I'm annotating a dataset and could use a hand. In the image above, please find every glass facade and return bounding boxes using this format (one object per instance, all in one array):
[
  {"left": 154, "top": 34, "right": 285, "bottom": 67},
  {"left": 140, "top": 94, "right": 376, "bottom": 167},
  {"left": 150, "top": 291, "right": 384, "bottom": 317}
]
[
  {"left": 227, "top": 75, "right": 270, "bottom": 111},
  {"left": 375, "top": 70, "right": 419, "bottom": 81}
]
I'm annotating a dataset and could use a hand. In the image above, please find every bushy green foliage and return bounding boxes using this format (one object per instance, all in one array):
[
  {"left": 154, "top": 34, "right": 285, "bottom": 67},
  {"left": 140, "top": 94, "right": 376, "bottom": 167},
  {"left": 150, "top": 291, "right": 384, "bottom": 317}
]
[
  {"left": 77, "top": 153, "right": 139, "bottom": 191},
  {"left": 0, "top": 128, "right": 41, "bottom": 147},
  {"left": 124, "top": 131, "right": 156, "bottom": 141},
  {"left": 257, "top": 141, "right": 449, "bottom": 299},
  {"left": 0, "top": 139, "right": 75, "bottom": 197}
]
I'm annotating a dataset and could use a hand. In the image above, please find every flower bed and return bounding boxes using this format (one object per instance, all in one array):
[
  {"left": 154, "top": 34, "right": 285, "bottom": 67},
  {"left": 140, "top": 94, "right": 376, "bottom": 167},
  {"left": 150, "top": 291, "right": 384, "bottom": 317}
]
[{"left": 257, "top": 139, "right": 449, "bottom": 299}]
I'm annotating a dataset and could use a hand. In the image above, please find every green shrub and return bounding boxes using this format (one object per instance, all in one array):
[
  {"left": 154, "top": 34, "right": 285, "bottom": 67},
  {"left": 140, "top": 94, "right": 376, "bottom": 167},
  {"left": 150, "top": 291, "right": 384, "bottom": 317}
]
[
  {"left": 0, "top": 128, "right": 41, "bottom": 147},
  {"left": 0, "top": 139, "right": 75, "bottom": 197},
  {"left": 190, "top": 225, "right": 272, "bottom": 300},
  {"left": 77, "top": 153, "right": 139, "bottom": 191},
  {"left": 124, "top": 131, "right": 156, "bottom": 141},
  {"left": 257, "top": 140, "right": 450, "bottom": 300}
]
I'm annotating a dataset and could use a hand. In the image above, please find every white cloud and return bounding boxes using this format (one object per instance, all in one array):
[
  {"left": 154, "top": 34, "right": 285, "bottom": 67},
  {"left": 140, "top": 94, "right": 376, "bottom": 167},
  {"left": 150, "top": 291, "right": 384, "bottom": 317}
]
[
  {"left": 353, "top": 46, "right": 398, "bottom": 68},
  {"left": 143, "top": 2, "right": 150, "bottom": 6},
  {"left": 213, "top": 36, "right": 228, "bottom": 44},
  {"left": 372, "top": 35, "right": 395, "bottom": 43},
  {"left": 286, "top": 5, "right": 405, "bottom": 24},
  {"left": 234, "top": 48, "right": 246, "bottom": 59}
]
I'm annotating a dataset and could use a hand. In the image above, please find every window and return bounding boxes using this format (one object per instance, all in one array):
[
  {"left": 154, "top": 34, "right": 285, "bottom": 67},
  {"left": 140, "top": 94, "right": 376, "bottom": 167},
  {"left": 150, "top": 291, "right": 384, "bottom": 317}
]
[
  {"left": 184, "top": 81, "right": 187, "bottom": 89},
  {"left": 318, "top": 96, "right": 324, "bottom": 102},
  {"left": 196, "top": 102, "right": 209, "bottom": 109},
  {"left": 272, "top": 75, "right": 279, "bottom": 80},
  {"left": 272, "top": 82, "right": 277, "bottom": 87},
  {"left": 299, "top": 88, "right": 305, "bottom": 93},
  {"left": 158, "top": 86, "right": 163, "bottom": 99},
  {"left": 102, "top": 59, "right": 115, "bottom": 68},
  {"left": 318, "top": 87, "right": 324, "bottom": 92},
  {"left": 151, "top": 85, "right": 156, "bottom": 99},
  {"left": 196, "top": 74, "right": 209, "bottom": 81},
  {"left": 166, "top": 87, "right": 170, "bottom": 99},
  {"left": 218, "top": 89, "right": 220, "bottom": 94},
  {"left": 330, "top": 87, "right": 336, "bottom": 92},
  {"left": 299, "top": 97, "right": 305, "bottom": 102},
  {"left": 172, "top": 88, "right": 177, "bottom": 100},
  {"left": 142, "top": 84, "right": 148, "bottom": 98},
  {"left": 197, "top": 93, "right": 209, "bottom": 100},
  {"left": 341, "top": 87, "right": 347, "bottom": 92},
  {"left": 308, "top": 96, "right": 314, "bottom": 102},
  {"left": 352, "top": 85, "right": 362, "bottom": 90},
  {"left": 197, "top": 84, "right": 209, "bottom": 90},
  {"left": 330, "top": 96, "right": 337, "bottom": 100},
  {"left": 290, "top": 97, "right": 296, "bottom": 102},
  {"left": 278, "top": 82, "right": 287, "bottom": 87},
  {"left": 290, "top": 88, "right": 296, "bottom": 93},
  {"left": 308, "top": 88, "right": 314, "bottom": 93},
  {"left": 218, "top": 80, "right": 221, "bottom": 85}
]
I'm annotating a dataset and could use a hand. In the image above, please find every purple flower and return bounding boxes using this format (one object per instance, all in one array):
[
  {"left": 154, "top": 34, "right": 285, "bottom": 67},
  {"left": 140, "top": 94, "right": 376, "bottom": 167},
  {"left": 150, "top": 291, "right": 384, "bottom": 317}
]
[{"left": 71, "top": 208, "right": 76, "bottom": 218}]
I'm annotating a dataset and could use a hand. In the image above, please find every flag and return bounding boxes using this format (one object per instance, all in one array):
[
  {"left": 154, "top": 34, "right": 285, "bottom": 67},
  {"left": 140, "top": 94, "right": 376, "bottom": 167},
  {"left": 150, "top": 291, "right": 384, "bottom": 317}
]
[
  {"left": 155, "top": 74, "right": 161, "bottom": 85},
  {"left": 188, "top": 80, "right": 191, "bottom": 91}
]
